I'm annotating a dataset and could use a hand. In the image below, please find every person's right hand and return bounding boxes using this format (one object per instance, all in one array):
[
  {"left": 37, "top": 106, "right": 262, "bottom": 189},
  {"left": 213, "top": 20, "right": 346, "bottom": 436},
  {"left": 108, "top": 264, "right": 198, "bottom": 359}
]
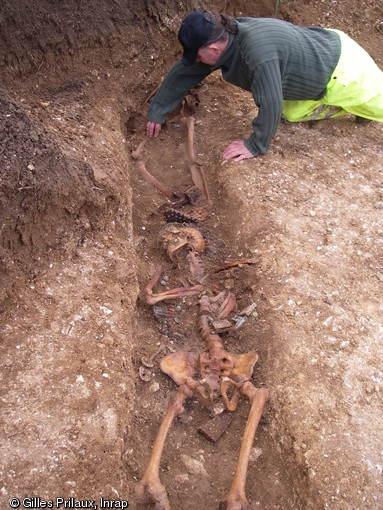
[{"left": 146, "top": 120, "right": 162, "bottom": 138}]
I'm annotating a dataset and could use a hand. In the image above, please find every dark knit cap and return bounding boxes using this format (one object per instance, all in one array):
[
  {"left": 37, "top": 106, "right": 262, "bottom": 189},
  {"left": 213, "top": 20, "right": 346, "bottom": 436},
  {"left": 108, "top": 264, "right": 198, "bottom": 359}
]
[{"left": 178, "top": 11, "right": 214, "bottom": 66}]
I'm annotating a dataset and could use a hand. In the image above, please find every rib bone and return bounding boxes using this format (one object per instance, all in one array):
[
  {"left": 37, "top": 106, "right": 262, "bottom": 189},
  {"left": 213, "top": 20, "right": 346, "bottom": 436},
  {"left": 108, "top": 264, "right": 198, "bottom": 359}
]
[
  {"left": 199, "top": 291, "right": 236, "bottom": 318},
  {"left": 215, "top": 259, "right": 258, "bottom": 273}
]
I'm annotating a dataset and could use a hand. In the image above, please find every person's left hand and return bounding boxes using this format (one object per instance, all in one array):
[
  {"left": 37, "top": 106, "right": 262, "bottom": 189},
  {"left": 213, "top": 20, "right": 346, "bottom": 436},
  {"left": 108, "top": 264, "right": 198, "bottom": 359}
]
[{"left": 223, "top": 140, "right": 254, "bottom": 161}]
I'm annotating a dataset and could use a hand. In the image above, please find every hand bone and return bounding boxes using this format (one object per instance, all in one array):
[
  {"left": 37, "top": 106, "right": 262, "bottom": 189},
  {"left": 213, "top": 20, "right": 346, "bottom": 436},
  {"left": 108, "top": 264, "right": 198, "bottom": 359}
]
[
  {"left": 146, "top": 285, "right": 202, "bottom": 305},
  {"left": 145, "top": 265, "right": 202, "bottom": 305}
]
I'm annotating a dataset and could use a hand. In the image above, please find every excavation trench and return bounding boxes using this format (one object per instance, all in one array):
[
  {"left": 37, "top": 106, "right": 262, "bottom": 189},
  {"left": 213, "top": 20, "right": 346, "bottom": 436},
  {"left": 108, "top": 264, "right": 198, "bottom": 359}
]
[{"left": 126, "top": 86, "right": 309, "bottom": 509}]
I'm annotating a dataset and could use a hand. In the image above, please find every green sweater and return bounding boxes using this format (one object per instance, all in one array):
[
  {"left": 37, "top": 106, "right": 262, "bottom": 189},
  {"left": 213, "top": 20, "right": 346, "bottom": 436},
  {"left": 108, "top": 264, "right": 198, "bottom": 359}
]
[{"left": 147, "top": 17, "right": 341, "bottom": 157}]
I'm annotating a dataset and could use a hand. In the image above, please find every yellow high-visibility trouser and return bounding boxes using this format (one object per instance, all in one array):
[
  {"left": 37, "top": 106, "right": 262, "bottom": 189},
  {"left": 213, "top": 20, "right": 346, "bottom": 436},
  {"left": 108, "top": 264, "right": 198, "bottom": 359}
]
[{"left": 282, "top": 29, "right": 383, "bottom": 122}]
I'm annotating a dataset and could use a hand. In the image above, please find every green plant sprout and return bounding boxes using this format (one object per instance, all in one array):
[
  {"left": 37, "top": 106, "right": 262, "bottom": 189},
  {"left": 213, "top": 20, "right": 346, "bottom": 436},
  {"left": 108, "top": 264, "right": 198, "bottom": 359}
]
[{"left": 275, "top": 0, "right": 283, "bottom": 17}]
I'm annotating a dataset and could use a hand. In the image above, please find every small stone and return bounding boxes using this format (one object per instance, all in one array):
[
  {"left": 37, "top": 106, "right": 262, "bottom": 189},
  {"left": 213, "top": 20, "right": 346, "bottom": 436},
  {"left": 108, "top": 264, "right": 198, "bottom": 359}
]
[
  {"left": 150, "top": 382, "right": 160, "bottom": 393},
  {"left": 249, "top": 447, "right": 262, "bottom": 462},
  {"left": 180, "top": 454, "right": 209, "bottom": 477},
  {"left": 175, "top": 474, "right": 189, "bottom": 484},
  {"left": 224, "top": 279, "right": 234, "bottom": 290}
]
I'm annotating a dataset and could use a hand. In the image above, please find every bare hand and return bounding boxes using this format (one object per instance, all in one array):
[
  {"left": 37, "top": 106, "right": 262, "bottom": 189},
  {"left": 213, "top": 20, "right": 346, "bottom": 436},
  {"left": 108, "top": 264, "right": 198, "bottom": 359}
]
[
  {"left": 223, "top": 140, "right": 254, "bottom": 161},
  {"left": 146, "top": 120, "right": 162, "bottom": 138}
]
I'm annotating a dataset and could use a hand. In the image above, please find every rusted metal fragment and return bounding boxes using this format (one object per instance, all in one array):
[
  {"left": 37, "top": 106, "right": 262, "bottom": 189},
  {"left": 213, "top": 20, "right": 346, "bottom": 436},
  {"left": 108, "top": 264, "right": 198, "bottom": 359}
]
[
  {"left": 164, "top": 208, "right": 197, "bottom": 224},
  {"left": 197, "top": 411, "right": 234, "bottom": 443},
  {"left": 184, "top": 185, "right": 203, "bottom": 205},
  {"left": 215, "top": 258, "right": 258, "bottom": 272}
]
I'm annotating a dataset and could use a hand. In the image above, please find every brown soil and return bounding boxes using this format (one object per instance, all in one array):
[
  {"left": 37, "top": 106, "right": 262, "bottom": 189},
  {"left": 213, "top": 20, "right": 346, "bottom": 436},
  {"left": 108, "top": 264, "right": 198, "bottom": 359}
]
[{"left": 1, "top": 1, "right": 382, "bottom": 509}]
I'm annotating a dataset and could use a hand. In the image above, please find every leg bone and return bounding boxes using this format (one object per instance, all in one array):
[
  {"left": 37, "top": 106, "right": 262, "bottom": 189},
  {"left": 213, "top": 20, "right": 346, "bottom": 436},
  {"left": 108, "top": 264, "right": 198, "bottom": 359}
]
[
  {"left": 135, "top": 390, "right": 188, "bottom": 510},
  {"left": 219, "top": 383, "right": 268, "bottom": 510}
]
